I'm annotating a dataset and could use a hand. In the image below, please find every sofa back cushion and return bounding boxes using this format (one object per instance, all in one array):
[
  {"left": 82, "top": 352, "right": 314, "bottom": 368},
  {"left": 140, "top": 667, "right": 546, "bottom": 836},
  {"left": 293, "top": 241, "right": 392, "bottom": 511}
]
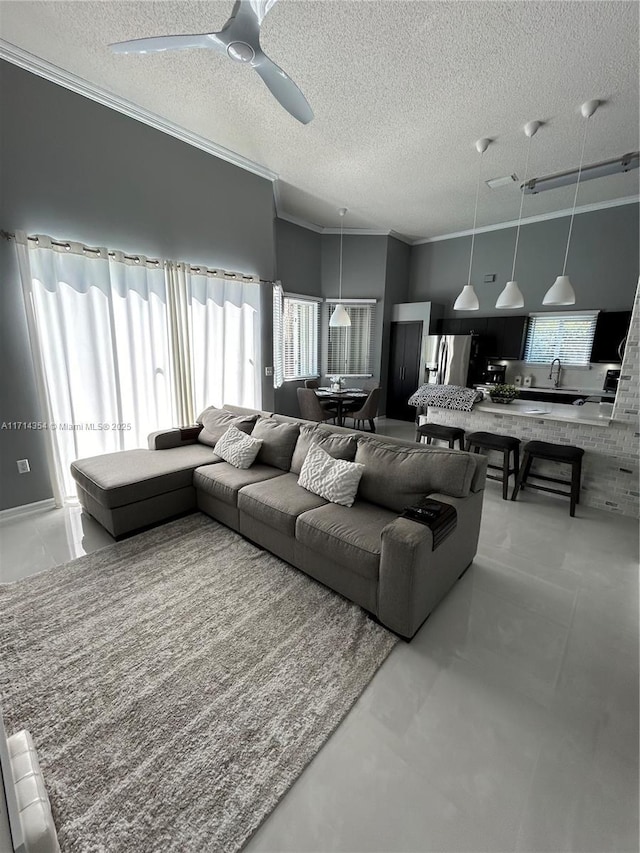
[
  {"left": 252, "top": 416, "right": 300, "bottom": 471},
  {"left": 354, "top": 438, "right": 476, "bottom": 511},
  {"left": 197, "top": 407, "right": 258, "bottom": 448},
  {"left": 290, "top": 424, "right": 359, "bottom": 475}
]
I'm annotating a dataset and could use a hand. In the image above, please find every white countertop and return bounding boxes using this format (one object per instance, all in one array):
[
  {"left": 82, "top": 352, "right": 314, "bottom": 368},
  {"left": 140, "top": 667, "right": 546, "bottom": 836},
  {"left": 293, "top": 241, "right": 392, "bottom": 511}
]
[
  {"left": 475, "top": 384, "right": 615, "bottom": 398},
  {"left": 472, "top": 399, "right": 613, "bottom": 426}
]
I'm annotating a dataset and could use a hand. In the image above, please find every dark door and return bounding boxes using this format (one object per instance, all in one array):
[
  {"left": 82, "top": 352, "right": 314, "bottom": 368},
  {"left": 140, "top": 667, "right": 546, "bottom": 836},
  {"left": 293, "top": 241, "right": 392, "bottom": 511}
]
[{"left": 387, "top": 321, "right": 422, "bottom": 421}]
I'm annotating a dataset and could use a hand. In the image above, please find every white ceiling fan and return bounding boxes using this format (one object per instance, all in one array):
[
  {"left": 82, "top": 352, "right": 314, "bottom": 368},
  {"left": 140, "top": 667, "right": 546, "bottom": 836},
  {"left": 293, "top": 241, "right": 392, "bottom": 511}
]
[{"left": 109, "top": 0, "right": 314, "bottom": 124}]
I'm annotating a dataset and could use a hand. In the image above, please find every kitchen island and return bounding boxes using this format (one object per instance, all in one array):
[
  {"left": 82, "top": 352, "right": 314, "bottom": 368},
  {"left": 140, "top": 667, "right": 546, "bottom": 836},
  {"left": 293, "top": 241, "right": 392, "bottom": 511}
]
[{"left": 420, "top": 398, "right": 638, "bottom": 516}]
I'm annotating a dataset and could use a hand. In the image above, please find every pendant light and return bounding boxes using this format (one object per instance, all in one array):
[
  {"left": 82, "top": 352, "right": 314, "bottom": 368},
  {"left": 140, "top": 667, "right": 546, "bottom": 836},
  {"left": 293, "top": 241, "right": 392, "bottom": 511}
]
[
  {"left": 543, "top": 99, "right": 600, "bottom": 306},
  {"left": 496, "top": 120, "right": 542, "bottom": 309},
  {"left": 454, "top": 138, "right": 492, "bottom": 311},
  {"left": 329, "top": 207, "right": 351, "bottom": 327}
]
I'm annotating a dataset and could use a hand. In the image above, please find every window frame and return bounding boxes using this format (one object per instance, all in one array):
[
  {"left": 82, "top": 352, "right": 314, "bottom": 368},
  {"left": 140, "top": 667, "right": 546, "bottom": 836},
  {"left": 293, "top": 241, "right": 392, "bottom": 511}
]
[
  {"left": 281, "top": 292, "right": 321, "bottom": 382},
  {"left": 523, "top": 310, "right": 599, "bottom": 367},
  {"left": 324, "top": 299, "right": 377, "bottom": 378}
]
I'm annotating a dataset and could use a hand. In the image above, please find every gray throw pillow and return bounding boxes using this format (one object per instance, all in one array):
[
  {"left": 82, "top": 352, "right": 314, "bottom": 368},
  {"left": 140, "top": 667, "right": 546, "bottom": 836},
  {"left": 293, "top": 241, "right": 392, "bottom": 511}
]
[
  {"left": 290, "top": 424, "right": 359, "bottom": 474},
  {"left": 252, "top": 416, "right": 300, "bottom": 471},
  {"left": 197, "top": 407, "right": 258, "bottom": 447},
  {"left": 214, "top": 426, "right": 263, "bottom": 469},
  {"left": 298, "top": 444, "right": 364, "bottom": 508}
]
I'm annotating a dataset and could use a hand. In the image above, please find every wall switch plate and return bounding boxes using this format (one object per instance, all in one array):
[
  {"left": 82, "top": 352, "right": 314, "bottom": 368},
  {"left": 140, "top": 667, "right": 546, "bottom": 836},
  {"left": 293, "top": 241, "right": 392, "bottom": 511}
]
[
  {"left": 264, "top": 366, "right": 273, "bottom": 376},
  {"left": 16, "top": 459, "right": 30, "bottom": 474},
  {"left": 484, "top": 274, "right": 497, "bottom": 283}
]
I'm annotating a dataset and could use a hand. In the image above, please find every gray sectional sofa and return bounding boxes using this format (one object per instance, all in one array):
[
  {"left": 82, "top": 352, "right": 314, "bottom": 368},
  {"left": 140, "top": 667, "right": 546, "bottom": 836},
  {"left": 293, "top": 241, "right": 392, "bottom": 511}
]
[{"left": 71, "top": 405, "right": 487, "bottom": 638}]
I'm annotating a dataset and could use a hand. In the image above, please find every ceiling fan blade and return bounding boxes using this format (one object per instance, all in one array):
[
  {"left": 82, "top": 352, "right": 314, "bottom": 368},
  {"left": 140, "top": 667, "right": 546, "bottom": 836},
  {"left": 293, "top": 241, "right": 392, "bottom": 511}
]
[
  {"left": 253, "top": 53, "right": 314, "bottom": 124},
  {"left": 110, "top": 33, "right": 223, "bottom": 55},
  {"left": 228, "top": 0, "right": 279, "bottom": 27}
]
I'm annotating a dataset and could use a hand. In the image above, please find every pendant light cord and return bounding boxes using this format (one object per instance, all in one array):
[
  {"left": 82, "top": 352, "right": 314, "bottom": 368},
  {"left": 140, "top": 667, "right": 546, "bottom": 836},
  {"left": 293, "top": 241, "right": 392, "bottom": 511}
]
[
  {"left": 339, "top": 216, "right": 344, "bottom": 301},
  {"left": 562, "top": 116, "right": 590, "bottom": 275},
  {"left": 511, "top": 134, "right": 533, "bottom": 281},
  {"left": 467, "top": 151, "right": 485, "bottom": 286}
]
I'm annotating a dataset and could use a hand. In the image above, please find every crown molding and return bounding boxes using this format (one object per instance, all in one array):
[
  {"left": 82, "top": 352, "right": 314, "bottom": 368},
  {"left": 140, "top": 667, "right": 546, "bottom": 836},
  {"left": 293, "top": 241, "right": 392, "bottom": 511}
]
[
  {"left": 276, "top": 211, "right": 324, "bottom": 233},
  {"left": 0, "top": 40, "right": 277, "bottom": 183},
  {"left": 413, "top": 195, "right": 640, "bottom": 245}
]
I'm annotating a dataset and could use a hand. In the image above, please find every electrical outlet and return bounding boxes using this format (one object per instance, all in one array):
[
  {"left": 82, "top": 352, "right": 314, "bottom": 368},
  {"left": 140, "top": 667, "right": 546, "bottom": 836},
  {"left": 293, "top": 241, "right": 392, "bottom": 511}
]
[
  {"left": 265, "top": 366, "right": 273, "bottom": 376},
  {"left": 17, "top": 459, "right": 30, "bottom": 474}
]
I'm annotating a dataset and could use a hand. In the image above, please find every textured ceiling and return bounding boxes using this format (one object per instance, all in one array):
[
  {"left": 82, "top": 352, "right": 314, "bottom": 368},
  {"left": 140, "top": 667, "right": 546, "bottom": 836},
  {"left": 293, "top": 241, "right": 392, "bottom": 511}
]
[{"left": 1, "top": 0, "right": 639, "bottom": 239}]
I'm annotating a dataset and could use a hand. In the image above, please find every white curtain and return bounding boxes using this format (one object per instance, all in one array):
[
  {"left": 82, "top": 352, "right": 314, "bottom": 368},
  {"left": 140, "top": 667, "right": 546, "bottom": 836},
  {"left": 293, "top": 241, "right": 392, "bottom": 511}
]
[
  {"left": 188, "top": 269, "right": 262, "bottom": 416},
  {"left": 16, "top": 234, "right": 263, "bottom": 502},
  {"left": 272, "top": 281, "right": 284, "bottom": 389},
  {"left": 16, "top": 234, "right": 175, "bottom": 502}
]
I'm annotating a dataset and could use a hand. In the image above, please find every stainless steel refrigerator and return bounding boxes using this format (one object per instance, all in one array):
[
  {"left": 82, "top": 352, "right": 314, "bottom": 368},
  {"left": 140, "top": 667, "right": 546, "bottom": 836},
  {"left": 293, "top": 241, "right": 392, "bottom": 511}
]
[{"left": 424, "top": 334, "right": 474, "bottom": 387}]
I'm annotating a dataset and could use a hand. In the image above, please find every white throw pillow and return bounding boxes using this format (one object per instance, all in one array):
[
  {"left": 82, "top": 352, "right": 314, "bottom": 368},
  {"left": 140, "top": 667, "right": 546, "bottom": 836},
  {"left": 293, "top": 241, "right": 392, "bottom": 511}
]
[
  {"left": 298, "top": 444, "right": 364, "bottom": 507},
  {"left": 215, "top": 425, "right": 263, "bottom": 469}
]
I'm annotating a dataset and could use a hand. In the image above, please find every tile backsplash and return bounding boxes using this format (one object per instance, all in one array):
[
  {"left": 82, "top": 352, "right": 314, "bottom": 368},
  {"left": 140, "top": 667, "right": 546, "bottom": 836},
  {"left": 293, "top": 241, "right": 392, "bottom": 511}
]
[{"left": 500, "top": 361, "right": 620, "bottom": 392}]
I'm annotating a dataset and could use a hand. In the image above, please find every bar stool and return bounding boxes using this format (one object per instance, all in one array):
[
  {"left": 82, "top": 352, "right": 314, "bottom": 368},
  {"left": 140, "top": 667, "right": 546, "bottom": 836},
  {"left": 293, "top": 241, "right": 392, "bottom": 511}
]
[
  {"left": 416, "top": 423, "right": 466, "bottom": 450},
  {"left": 511, "top": 440, "right": 584, "bottom": 517},
  {"left": 465, "top": 431, "right": 521, "bottom": 500}
]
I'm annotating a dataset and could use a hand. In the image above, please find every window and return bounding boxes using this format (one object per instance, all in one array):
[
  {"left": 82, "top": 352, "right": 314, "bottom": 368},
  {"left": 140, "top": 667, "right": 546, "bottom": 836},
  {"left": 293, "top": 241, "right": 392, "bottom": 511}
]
[
  {"left": 325, "top": 300, "right": 377, "bottom": 376},
  {"left": 281, "top": 294, "right": 319, "bottom": 380},
  {"left": 524, "top": 311, "right": 598, "bottom": 366}
]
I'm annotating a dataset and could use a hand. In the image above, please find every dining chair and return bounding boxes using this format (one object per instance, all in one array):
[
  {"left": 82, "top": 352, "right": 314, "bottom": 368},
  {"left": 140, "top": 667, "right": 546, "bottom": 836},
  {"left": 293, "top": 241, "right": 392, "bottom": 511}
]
[
  {"left": 297, "top": 388, "right": 335, "bottom": 423},
  {"left": 304, "top": 379, "right": 320, "bottom": 389},
  {"left": 345, "top": 387, "right": 380, "bottom": 432}
]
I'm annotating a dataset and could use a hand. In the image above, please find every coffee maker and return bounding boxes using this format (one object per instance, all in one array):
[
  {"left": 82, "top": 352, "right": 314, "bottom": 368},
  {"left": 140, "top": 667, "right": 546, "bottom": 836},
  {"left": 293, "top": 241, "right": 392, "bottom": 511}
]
[{"left": 484, "top": 363, "right": 506, "bottom": 385}]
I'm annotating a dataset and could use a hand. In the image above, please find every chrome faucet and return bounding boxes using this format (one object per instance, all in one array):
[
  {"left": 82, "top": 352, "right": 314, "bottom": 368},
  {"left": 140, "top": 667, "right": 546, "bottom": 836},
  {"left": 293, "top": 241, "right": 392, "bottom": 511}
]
[{"left": 549, "top": 358, "right": 562, "bottom": 389}]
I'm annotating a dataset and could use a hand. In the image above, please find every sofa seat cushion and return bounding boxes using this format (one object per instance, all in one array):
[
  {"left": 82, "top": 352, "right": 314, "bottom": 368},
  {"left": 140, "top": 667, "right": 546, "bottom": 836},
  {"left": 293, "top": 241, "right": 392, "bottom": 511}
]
[
  {"left": 71, "top": 445, "right": 218, "bottom": 509},
  {"left": 194, "top": 463, "right": 285, "bottom": 507},
  {"left": 296, "top": 501, "right": 397, "bottom": 580},
  {"left": 238, "top": 472, "right": 327, "bottom": 536}
]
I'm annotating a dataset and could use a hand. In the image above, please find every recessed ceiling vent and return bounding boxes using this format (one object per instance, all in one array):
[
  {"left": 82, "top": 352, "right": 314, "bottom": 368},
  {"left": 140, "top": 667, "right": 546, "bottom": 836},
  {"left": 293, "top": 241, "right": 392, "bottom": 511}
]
[{"left": 486, "top": 174, "right": 519, "bottom": 189}]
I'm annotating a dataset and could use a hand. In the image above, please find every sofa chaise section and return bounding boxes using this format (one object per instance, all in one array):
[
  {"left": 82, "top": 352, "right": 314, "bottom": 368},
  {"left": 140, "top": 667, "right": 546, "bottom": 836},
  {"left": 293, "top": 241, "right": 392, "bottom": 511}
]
[{"left": 71, "top": 444, "right": 217, "bottom": 538}]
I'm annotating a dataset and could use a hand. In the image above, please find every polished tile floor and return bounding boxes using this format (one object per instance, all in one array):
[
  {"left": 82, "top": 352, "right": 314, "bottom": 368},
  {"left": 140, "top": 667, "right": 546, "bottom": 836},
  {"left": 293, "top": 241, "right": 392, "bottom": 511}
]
[{"left": 1, "top": 418, "right": 638, "bottom": 852}]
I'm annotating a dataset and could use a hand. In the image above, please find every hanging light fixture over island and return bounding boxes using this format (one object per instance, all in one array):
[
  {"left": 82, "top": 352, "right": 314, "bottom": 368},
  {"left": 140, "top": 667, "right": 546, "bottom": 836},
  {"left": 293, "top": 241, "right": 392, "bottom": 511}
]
[{"left": 453, "top": 137, "right": 492, "bottom": 311}]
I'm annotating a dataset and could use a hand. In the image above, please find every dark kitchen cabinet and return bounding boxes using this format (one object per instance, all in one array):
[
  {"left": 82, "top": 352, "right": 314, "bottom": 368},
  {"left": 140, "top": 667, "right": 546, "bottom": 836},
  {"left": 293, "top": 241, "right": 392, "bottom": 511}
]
[
  {"left": 483, "top": 316, "right": 528, "bottom": 359},
  {"left": 387, "top": 321, "right": 422, "bottom": 421},
  {"left": 590, "top": 311, "right": 631, "bottom": 363},
  {"left": 439, "top": 315, "right": 527, "bottom": 359}
]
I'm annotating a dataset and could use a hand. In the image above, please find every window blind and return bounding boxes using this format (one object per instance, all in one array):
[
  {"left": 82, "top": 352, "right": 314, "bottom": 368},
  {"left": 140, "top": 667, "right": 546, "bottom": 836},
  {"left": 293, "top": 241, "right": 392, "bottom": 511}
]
[
  {"left": 282, "top": 295, "right": 319, "bottom": 380},
  {"left": 524, "top": 311, "right": 598, "bottom": 366},
  {"left": 325, "top": 301, "right": 376, "bottom": 376}
]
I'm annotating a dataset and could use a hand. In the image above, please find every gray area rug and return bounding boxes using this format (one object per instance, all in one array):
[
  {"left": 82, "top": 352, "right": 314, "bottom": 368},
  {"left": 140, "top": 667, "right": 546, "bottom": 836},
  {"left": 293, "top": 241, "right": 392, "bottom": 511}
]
[{"left": 0, "top": 513, "right": 397, "bottom": 853}]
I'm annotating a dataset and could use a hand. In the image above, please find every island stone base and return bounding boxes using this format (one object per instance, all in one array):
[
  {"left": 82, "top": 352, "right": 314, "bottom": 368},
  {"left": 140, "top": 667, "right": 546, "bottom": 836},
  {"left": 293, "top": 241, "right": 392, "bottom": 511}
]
[{"left": 422, "top": 408, "right": 639, "bottom": 517}]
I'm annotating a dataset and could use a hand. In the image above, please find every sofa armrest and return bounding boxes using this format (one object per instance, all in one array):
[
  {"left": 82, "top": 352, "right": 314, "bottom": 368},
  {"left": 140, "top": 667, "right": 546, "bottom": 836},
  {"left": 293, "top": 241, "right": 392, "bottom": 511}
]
[
  {"left": 147, "top": 424, "right": 202, "bottom": 450},
  {"left": 378, "top": 489, "right": 484, "bottom": 638}
]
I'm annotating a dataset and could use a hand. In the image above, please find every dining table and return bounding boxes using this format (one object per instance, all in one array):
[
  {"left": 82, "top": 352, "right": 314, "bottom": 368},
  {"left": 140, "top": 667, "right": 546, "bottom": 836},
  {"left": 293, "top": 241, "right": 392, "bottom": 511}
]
[{"left": 314, "top": 388, "right": 368, "bottom": 427}]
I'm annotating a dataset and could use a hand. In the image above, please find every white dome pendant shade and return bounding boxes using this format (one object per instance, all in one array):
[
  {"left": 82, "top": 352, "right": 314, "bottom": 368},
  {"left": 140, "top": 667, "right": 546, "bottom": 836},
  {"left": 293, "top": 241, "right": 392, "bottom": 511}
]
[
  {"left": 329, "top": 207, "right": 351, "bottom": 327},
  {"left": 329, "top": 304, "right": 351, "bottom": 326},
  {"left": 453, "top": 137, "right": 492, "bottom": 312},
  {"left": 496, "top": 280, "right": 525, "bottom": 309},
  {"left": 453, "top": 285, "right": 480, "bottom": 311},
  {"left": 543, "top": 100, "right": 600, "bottom": 307},
  {"left": 543, "top": 275, "right": 576, "bottom": 306},
  {"left": 496, "top": 120, "right": 541, "bottom": 310}
]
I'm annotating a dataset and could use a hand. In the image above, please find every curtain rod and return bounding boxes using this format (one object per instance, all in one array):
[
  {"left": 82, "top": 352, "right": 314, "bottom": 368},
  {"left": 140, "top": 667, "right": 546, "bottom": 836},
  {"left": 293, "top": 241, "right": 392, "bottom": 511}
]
[{"left": 0, "top": 230, "right": 273, "bottom": 284}]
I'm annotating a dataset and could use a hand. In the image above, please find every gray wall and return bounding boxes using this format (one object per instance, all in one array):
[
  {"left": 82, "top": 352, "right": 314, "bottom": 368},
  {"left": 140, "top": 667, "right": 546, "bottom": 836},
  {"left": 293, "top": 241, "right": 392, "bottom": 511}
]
[
  {"left": 0, "top": 60, "right": 276, "bottom": 510},
  {"left": 409, "top": 203, "right": 640, "bottom": 316},
  {"left": 273, "top": 219, "right": 322, "bottom": 415},
  {"left": 273, "top": 222, "right": 396, "bottom": 417},
  {"left": 320, "top": 233, "right": 388, "bottom": 384}
]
